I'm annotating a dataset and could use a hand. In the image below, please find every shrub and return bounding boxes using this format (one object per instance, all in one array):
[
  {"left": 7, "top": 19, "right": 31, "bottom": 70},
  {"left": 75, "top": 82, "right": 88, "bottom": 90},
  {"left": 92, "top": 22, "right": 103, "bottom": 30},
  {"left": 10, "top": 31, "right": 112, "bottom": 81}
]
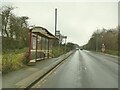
[{"left": 2, "top": 48, "right": 28, "bottom": 74}]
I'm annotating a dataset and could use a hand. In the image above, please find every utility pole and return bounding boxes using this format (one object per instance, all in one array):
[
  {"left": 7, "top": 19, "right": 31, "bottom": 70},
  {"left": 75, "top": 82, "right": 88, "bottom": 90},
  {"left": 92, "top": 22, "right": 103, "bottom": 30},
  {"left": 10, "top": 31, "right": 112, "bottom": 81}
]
[
  {"left": 64, "top": 36, "right": 67, "bottom": 53},
  {"left": 55, "top": 8, "right": 57, "bottom": 36},
  {"left": 96, "top": 29, "right": 98, "bottom": 51}
]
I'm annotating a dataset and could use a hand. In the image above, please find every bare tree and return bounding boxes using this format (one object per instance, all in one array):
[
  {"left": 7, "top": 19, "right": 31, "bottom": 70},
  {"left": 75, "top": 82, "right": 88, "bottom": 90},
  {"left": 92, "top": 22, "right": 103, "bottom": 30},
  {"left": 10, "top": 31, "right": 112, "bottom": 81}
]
[{"left": 1, "top": 6, "right": 14, "bottom": 37}]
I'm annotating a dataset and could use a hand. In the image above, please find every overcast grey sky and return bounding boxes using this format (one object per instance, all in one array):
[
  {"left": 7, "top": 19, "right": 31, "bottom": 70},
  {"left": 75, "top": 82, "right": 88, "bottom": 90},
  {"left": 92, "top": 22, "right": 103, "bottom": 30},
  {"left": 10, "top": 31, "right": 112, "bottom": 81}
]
[{"left": 2, "top": 1, "right": 118, "bottom": 46}]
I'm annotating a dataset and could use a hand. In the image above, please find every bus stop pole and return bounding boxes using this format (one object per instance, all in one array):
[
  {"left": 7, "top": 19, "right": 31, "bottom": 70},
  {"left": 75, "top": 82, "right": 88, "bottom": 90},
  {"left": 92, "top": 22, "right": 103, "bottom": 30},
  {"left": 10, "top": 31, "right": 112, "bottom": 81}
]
[
  {"left": 35, "top": 33, "right": 38, "bottom": 63},
  {"left": 44, "top": 38, "right": 46, "bottom": 60},
  {"left": 28, "top": 31, "right": 32, "bottom": 64},
  {"left": 41, "top": 37, "right": 42, "bottom": 51},
  {"left": 48, "top": 39, "right": 50, "bottom": 59}
]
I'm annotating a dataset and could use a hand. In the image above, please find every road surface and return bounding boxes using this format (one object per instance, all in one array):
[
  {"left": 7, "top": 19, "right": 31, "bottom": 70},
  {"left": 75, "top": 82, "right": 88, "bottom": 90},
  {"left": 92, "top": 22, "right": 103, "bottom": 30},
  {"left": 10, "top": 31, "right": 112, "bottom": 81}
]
[{"left": 32, "top": 50, "right": 118, "bottom": 88}]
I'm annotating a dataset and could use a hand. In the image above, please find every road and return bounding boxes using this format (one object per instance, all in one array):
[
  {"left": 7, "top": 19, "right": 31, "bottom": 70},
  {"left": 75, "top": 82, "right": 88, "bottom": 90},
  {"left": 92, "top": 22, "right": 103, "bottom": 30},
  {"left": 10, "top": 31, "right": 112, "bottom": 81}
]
[{"left": 32, "top": 50, "right": 118, "bottom": 88}]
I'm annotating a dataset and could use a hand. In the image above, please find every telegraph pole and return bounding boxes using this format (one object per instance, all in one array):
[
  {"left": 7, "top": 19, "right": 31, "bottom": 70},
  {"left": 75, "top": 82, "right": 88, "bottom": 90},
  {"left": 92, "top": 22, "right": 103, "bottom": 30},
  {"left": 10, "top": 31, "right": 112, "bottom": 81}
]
[
  {"left": 55, "top": 8, "right": 57, "bottom": 36},
  {"left": 96, "top": 29, "right": 98, "bottom": 51},
  {"left": 64, "top": 36, "right": 67, "bottom": 53}
]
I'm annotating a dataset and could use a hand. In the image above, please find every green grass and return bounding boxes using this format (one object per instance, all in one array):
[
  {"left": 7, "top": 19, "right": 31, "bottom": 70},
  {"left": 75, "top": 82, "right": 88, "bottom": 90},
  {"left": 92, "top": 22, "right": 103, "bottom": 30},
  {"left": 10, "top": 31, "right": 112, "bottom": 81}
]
[
  {"left": 2, "top": 46, "right": 72, "bottom": 74},
  {"left": 88, "top": 49, "right": 119, "bottom": 56},
  {"left": 52, "top": 46, "right": 68, "bottom": 58},
  {"left": 2, "top": 48, "right": 28, "bottom": 74},
  {"left": 105, "top": 50, "right": 119, "bottom": 56},
  {"left": 0, "top": 55, "right": 1, "bottom": 64},
  {"left": 0, "top": 55, "right": 2, "bottom": 71}
]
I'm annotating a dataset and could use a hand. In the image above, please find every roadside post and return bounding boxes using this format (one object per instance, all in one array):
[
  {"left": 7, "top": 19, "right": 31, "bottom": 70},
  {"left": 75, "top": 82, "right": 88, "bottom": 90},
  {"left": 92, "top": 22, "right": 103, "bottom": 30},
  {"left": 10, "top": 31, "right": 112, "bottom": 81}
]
[
  {"left": 101, "top": 43, "right": 105, "bottom": 53},
  {"left": 62, "top": 36, "right": 67, "bottom": 53}
]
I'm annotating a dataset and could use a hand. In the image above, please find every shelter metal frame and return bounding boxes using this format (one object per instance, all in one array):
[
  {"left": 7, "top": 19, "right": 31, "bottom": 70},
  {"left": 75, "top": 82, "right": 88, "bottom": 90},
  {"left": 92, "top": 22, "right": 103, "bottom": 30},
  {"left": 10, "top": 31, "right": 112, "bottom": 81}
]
[{"left": 28, "top": 26, "right": 58, "bottom": 64}]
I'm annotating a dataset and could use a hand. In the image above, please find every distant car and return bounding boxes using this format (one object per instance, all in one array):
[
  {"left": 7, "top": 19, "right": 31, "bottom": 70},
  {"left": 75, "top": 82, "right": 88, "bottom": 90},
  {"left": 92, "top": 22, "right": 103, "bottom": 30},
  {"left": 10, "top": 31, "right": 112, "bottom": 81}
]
[
  {"left": 80, "top": 48, "right": 83, "bottom": 50},
  {"left": 76, "top": 48, "right": 79, "bottom": 50}
]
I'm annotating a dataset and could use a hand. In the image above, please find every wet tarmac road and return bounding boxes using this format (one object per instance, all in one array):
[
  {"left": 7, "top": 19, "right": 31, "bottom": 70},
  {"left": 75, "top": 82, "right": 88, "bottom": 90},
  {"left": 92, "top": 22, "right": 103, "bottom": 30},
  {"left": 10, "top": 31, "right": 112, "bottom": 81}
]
[{"left": 33, "top": 50, "right": 118, "bottom": 88}]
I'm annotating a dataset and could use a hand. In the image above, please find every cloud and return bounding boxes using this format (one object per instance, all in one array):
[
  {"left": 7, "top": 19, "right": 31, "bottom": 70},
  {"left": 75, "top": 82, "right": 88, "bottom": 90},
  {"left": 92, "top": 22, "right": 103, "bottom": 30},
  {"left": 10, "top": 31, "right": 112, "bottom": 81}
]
[{"left": 2, "top": 2, "right": 118, "bottom": 46}]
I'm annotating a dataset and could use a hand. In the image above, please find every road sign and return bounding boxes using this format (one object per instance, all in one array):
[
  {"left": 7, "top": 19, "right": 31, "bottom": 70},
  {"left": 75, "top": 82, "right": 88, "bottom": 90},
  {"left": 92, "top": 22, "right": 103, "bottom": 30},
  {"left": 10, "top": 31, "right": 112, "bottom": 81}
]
[{"left": 101, "top": 44, "right": 105, "bottom": 53}]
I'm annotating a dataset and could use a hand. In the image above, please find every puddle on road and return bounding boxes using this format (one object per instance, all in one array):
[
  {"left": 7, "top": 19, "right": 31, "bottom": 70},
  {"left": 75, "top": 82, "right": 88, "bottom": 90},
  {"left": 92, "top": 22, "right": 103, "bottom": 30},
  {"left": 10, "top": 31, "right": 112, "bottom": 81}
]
[{"left": 79, "top": 66, "right": 87, "bottom": 71}]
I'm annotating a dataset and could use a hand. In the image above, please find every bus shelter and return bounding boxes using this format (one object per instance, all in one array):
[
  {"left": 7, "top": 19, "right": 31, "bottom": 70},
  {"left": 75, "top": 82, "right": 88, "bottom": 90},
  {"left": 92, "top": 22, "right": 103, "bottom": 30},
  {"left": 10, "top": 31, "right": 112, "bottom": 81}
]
[{"left": 28, "top": 26, "right": 58, "bottom": 64}]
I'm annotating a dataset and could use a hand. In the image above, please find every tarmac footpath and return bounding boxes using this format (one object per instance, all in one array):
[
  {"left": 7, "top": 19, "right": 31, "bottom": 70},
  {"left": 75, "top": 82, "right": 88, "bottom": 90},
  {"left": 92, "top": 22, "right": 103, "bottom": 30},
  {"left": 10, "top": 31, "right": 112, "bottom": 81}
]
[{"left": 2, "top": 50, "right": 75, "bottom": 88}]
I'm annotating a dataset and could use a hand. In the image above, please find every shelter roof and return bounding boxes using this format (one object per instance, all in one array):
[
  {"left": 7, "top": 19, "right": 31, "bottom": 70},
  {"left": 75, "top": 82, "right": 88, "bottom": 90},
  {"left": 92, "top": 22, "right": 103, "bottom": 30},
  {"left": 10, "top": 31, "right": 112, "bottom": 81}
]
[{"left": 30, "top": 26, "right": 59, "bottom": 39}]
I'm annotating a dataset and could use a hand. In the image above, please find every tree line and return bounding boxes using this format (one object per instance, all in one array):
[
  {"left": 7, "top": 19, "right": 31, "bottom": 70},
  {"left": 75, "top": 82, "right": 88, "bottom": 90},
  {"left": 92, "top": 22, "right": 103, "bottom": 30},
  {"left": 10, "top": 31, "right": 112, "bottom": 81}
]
[
  {"left": 1, "top": 6, "right": 29, "bottom": 51},
  {"left": 83, "top": 27, "right": 119, "bottom": 53}
]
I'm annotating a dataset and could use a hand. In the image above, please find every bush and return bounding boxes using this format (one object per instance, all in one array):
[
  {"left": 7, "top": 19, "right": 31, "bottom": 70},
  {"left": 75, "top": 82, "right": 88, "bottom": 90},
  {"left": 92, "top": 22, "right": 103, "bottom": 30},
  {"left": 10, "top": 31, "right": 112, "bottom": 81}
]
[
  {"left": 2, "top": 37, "right": 29, "bottom": 51},
  {"left": 52, "top": 46, "right": 69, "bottom": 57},
  {"left": 105, "top": 50, "right": 118, "bottom": 56},
  {"left": 2, "top": 48, "right": 28, "bottom": 74}
]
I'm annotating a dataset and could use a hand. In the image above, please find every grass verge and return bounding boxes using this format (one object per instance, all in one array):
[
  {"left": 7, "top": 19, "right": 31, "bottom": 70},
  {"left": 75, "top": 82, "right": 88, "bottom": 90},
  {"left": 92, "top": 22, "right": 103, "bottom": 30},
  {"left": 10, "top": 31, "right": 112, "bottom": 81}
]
[
  {"left": 0, "top": 55, "right": 1, "bottom": 64},
  {"left": 2, "top": 48, "right": 28, "bottom": 74},
  {"left": 52, "top": 46, "right": 68, "bottom": 58},
  {"left": 105, "top": 50, "right": 119, "bottom": 56},
  {"left": 2, "top": 46, "right": 72, "bottom": 74}
]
